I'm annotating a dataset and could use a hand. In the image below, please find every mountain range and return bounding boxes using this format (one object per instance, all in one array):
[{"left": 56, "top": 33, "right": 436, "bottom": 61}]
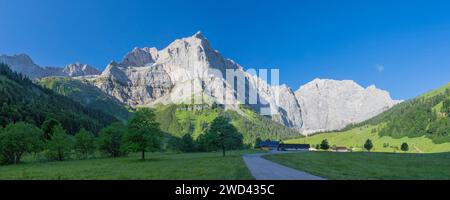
[
  {"left": 0, "top": 32, "right": 400, "bottom": 136},
  {"left": 0, "top": 54, "right": 100, "bottom": 79}
]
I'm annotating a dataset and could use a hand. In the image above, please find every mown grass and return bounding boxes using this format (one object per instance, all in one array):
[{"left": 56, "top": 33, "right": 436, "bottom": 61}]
[
  {"left": 0, "top": 151, "right": 254, "bottom": 180},
  {"left": 285, "top": 125, "right": 450, "bottom": 153},
  {"left": 265, "top": 152, "right": 450, "bottom": 180}
]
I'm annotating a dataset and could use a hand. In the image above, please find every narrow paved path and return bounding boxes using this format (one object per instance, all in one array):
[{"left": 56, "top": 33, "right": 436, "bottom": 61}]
[{"left": 243, "top": 152, "right": 326, "bottom": 180}]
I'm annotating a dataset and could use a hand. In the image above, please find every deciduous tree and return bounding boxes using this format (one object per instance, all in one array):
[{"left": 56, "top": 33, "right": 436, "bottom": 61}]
[
  {"left": 124, "top": 108, "right": 162, "bottom": 160},
  {"left": 74, "top": 128, "right": 96, "bottom": 158},
  {"left": 45, "top": 124, "right": 73, "bottom": 161},
  {"left": 199, "top": 116, "right": 243, "bottom": 157},
  {"left": 98, "top": 122, "right": 126, "bottom": 157},
  {"left": 0, "top": 122, "right": 43, "bottom": 164}
]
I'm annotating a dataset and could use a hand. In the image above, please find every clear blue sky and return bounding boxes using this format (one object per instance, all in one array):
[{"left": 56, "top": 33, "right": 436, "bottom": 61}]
[{"left": 1, "top": 0, "right": 450, "bottom": 100}]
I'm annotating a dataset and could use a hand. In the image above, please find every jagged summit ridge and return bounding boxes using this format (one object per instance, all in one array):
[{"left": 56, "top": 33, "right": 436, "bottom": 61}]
[
  {"left": 0, "top": 54, "right": 45, "bottom": 78},
  {"left": 63, "top": 62, "right": 100, "bottom": 77},
  {"left": 0, "top": 54, "right": 101, "bottom": 78}
]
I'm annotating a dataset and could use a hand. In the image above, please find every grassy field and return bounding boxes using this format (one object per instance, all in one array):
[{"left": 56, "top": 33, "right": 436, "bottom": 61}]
[
  {"left": 0, "top": 151, "right": 254, "bottom": 180},
  {"left": 265, "top": 152, "right": 450, "bottom": 180},
  {"left": 285, "top": 125, "right": 450, "bottom": 153}
]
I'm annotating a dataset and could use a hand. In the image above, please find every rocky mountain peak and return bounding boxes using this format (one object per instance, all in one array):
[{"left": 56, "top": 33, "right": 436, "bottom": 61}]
[
  {"left": 166, "top": 31, "right": 213, "bottom": 53},
  {"left": 0, "top": 53, "right": 45, "bottom": 79},
  {"left": 193, "top": 31, "right": 205, "bottom": 39},
  {"left": 303, "top": 78, "right": 362, "bottom": 91},
  {"left": 62, "top": 63, "right": 100, "bottom": 77},
  {"left": 295, "top": 79, "right": 400, "bottom": 135},
  {"left": 0, "top": 53, "right": 35, "bottom": 66},
  {"left": 122, "top": 47, "right": 156, "bottom": 67},
  {"left": 1, "top": 53, "right": 101, "bottom": 78}
]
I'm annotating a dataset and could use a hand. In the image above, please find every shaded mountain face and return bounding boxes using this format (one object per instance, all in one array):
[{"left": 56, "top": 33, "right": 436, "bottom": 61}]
[
  {"left": 38, "top": 77, "right": 131, "bottom": 121},
  {"left": 0, "top": 63, "right": 117, "bottom": 135},
  {"left": 0, "top": 54, "right": 46, "bottom": 79},
  {"left": 0, "top": 54, "right": 100, "bottom": 78},
  {"left": 295, "top": 79, "right": 400, "bottom": 135}
]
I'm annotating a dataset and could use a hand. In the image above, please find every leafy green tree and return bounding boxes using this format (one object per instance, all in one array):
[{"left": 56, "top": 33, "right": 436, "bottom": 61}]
[
  {"left": 199, "top": 116, "right": 243, "bottom": 157},
  {"left": 364, "top": 139, "right": 374, "bottom": 152},
  {"left": 254, "top": 137, "right": 262, "bottom": 149},
  {"left": 98, "top": 122, "right": 127, "bottom": 157},
  {"left": 320, "top": 139, "right": 330, "bottom": 150},
  {"left": 45, "top": 124, "right": 73, "bottom": 161},
  {"left": 41, "top": 118, "right": 61, "bottom": 140},
  {"left": 124, "top": 108, "right": 162, "bottom": 160},
  {"left": 180, "top": 133, "right": 196, "bottom": 152},
  {"left": 167, "top": 136, "right": 182, "bottom": 152},
  {"left": 74, "top": 128, "right": 96, "bottom": 159},
  {"left": 0, "top": 122, "right": 43, "bottom": 164},
  {"left": 401, "top": 142, "right": 409, "bottom": 152}
]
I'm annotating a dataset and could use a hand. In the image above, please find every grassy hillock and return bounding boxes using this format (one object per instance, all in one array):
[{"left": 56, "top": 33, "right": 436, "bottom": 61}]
[
  {"left": 38, "top": 77, "right": 131, "bottom": 121},
  {"left": 154, "top": 104, "right": 302, "bottom": 145},
  {"left": 286, "top": 124, "right": 450, "bottom": 153}
]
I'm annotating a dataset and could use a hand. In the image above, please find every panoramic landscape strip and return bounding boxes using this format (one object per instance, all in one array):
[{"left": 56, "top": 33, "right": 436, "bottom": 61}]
[{"left": 1, "top": 1, "right": 450, "bottom": 186}]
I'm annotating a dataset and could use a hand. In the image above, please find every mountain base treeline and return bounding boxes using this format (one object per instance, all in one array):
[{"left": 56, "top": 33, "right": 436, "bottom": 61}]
[
  {"left": 0, "top": 63, "right": 117, "bottom": 135},
  {"left": 154, "top": 104, "right": 302, "bottom": 146}
]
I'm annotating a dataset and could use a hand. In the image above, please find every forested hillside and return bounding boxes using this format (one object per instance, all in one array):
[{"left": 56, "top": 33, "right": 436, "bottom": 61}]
[
  {"left": 0, "top": 63, "right": 117, "bottom": 135},
  {"left": 154, "top": 104, "right": 302, "bottom": 144},
  {"left": 38, "top": 77, "right": 131, "bottom": 121},
  {"left": 345, "top": 83, "right": 450, "bottom": 143}
]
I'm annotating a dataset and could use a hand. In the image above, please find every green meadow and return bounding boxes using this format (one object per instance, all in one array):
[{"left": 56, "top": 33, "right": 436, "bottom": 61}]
[
  {"left": 0, "top": 151, "right": 253, "bottom": 180},
  {"left": 285, "top": 125, "right": 450, "bottom": 153},
  {"left": 265, "top": 152, "right": 450, "bottom": 180}
]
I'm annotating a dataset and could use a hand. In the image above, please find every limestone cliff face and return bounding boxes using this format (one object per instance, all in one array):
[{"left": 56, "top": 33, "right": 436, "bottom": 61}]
[
  {"left": 92, "top": 63, "right": 173, "bottom": 107},
  {"left": 295, "top": 79, "right": 400, "bottom": 135},
  {"left": 89, "top": 32, "right": 304, "bottom": 130}
]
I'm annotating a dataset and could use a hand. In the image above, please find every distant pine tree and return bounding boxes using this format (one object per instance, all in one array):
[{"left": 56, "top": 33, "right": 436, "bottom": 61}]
[
  {"left": 320, "top": 139, "right": 330, "bottom": 150},
  {"left": 401, "top": 143, "right": 409, "bottom": 152},
  {"left": 364, "top": 139, "right": 373, "bottom": 152}
]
